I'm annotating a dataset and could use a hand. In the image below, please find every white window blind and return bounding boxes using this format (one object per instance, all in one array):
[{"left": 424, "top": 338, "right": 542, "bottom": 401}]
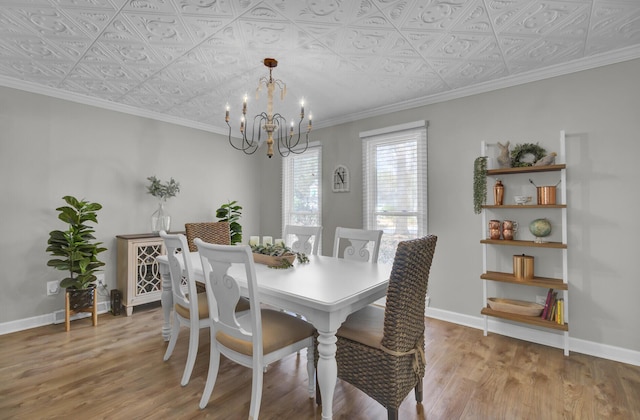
[
  {"left": 282, "top": 145, "right": 322, "bottom": 238},
  {"left": 362, "top": 121, "right": 428, "bottom": 264}
]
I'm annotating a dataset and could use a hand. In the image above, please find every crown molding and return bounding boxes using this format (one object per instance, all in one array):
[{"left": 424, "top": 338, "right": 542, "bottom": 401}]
[
  {"left": 2, "top": 45, "right": 639, "bottom": 133},
  {"left": 0, "top": 76, "right": 228, "bottom": 136},
  {"left": 316, "top": 45, "right": 640, "bottom": 129}
]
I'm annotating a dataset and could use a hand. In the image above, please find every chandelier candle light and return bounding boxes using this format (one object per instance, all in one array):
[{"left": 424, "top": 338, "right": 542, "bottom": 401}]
[{"left": 226, "top": 58, "right": 312, "bottom": 158}]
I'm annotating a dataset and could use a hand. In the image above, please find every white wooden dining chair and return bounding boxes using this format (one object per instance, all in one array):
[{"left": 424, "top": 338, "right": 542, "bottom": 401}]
[
  {"left": 333, "top": 227, "right": 383, "bottom": 263},
  {"left": 195, "top": 239, "right": 316, "bottom": 416},
  {"left": 159, "top": 230, "right": 209, "bottom": 387},
  {"left": 283, "top": 225, "right": 322, "bottom": 255}
]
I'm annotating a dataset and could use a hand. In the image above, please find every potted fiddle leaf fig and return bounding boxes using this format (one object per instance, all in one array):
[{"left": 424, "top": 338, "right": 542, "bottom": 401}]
[{"left": 47, "top": 196, "right": 107, "bottom": 310}]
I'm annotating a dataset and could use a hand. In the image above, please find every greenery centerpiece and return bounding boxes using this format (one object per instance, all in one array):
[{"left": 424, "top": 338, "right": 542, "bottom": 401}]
[
  {"left": 47, "top": 196, "right": 107, "bottom": 290},
  {"left": 215, "top": 200, "right": 243, "bottom": 245},
  {"left": 251, "top": 243, "right": 309, "bottom": 269},
  {"left": 147, "top": 176, "right": 180, "bottom": 233}
]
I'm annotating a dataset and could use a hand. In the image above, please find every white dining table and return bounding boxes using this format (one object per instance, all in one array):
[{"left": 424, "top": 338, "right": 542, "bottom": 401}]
[{"left": 156, "top": 253, "right": 391, "bottom": 420}]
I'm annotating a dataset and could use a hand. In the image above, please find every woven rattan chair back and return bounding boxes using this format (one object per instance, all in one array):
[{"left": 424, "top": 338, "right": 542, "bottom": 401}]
[
  {"left": 323, "top": 235, "right": 437, "bottom": 420},
  {"left": 184, "top": 222, "right": 230, "bottom": 252},
  {"left": 382, "top": 235, "right": 438, "bottom": 353}
]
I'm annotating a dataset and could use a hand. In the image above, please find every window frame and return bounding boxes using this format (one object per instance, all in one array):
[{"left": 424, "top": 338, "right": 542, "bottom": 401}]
[
  {"left": 361, "top": 121, "right": 428, "bottom": 263},
  {"left": 281, "top": 142, "right": 322, "bottom": 246}
]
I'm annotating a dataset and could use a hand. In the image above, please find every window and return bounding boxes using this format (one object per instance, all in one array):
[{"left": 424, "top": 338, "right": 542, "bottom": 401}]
[
  {"left": 282, "top": 144, "right": 322, "bottom": 242},
  {"left": 362, "top": 121, "right": 428, "bottom": 264}
]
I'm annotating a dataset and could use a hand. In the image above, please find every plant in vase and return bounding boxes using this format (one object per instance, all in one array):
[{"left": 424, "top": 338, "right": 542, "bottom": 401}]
[{"left": 147, "top": 176, "right": 180, "bottom": 233}]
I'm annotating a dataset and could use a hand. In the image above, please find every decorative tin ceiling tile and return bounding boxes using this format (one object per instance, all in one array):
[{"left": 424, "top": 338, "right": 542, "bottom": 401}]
[
  {"left": 124, "top": 12, "right": 193, "bottom": 45},
  {"left": 9, "top": 6, "right": 88, "bottom": 39},
  {"left": 399, "top": 0, "right": 474, "bottom": 31},
  {"left": 61, "top": 7, "right": 116, "bottom": 37},
  {"left": 0, "top": 0, "right": 638, "bottom": 129}
]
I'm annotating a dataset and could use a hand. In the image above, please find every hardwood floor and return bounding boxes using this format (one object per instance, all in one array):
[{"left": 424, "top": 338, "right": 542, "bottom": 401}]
[{"left": 1, "top": 303, "right": 638, "bottom": 419}]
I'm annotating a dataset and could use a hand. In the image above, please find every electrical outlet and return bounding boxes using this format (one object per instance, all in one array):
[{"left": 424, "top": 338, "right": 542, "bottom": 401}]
[
  {"left": 47, "top": 280, "right": 60, "bottom": 296},
  {"left": 536, "top": 295, "right": 547, "bottom": 305},
  {"left": 96, "top": 273, "right": 106, "bottom": 289}
]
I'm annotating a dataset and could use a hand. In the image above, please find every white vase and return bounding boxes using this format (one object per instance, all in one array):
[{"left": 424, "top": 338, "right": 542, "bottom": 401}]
[{"left": 151, "top": 201, "right": 171, "bottom": 233}]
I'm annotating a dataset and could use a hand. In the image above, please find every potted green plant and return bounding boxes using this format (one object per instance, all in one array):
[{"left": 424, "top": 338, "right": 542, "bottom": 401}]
[
  {"left": 47, "top": 196, "right": 107, "bottom": 311},
  {"left": 215, "top": 200, "right": 243, "bottom": 245}
]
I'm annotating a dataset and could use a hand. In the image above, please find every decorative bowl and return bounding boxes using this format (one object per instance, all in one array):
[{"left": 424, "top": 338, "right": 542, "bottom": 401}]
[
  {"left": 514, "top": 195, "right": 532, "bottom": 205},
  {"left": 253, "top": 252, "right": 296, "bottom": 268},
  {"left": 487, "top": 298, "right": 544, "bottom": 316}
]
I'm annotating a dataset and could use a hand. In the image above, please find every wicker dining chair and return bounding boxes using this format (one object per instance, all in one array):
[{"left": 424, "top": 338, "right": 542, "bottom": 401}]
[
  {"left": 317, "top": 235, "right": 437, "bottom": 420},
  {"left": 184, "top": 222, "right": 231, "bottom": 252}
]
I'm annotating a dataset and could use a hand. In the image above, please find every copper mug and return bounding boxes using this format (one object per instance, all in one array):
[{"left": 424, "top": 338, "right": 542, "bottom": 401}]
[
  {"left": 502, "top": 220, "right": 518, "bottom": 240},
  {"left": 488, "top": 220, "right": 502, "bottom": 240}
]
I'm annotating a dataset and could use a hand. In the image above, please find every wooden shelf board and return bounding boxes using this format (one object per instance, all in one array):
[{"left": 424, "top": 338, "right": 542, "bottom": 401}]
[
  {"left": 481, "top": 307, "right": 568, "bottom": 331},
  {"left": 481, "top": 271, "right": 568, "bottom": 289},
  {"left": 487, "top": 164, "right": 565, "bottom": 175},
  {"left": 480, "top": 239, "right": 567, "bottom": 249},
  {"left": 483, "top": 204, "right": 566, "bottom": 209}
]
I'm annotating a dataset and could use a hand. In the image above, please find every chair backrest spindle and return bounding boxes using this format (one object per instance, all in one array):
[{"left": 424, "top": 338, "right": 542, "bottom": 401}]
[
  {"left": 333, "top": 227, "right": 383, "bottom": 263},
  {"left": 283, "top": 225, "right": 322, "bottom": 255}
]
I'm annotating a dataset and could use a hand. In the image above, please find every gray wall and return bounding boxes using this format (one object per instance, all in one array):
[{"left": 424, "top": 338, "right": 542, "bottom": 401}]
[
  {"left": 0, "top": 87, "right": 264, "bottom": 322},
  {"left": 2, "top": 58, "right": 639, "bottom": 354},
  {"left": 262, "top": 58, "right": 640, "bottom": 353}
]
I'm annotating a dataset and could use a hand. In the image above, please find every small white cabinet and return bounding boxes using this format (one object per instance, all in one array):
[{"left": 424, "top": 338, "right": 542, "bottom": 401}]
[{"left": 116, "top": 233, "right": 165, "bottom": 316}]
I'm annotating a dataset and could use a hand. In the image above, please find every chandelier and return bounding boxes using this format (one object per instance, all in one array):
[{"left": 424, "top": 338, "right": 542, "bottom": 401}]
[{"left": 226, "top": 58, "right": 312, "bottom": 158}]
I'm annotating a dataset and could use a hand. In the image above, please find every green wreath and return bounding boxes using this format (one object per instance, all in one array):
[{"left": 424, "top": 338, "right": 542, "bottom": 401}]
[{"left": 510, "top": 143, "right": 546, "bottom": 167}]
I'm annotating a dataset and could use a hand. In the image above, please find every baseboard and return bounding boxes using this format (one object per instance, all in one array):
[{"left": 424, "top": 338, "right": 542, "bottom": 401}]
[
  {"left": 425, "top": 307, "right": 640, "bottom": 367},
  {"left": 2, "top": 303, "right": 638, "bottom": 366},
  {"left": 53, "top": 300, "right": 111, "bottom": 324},
  {"left": 0, "top": 301, "right": 112, "bottom": 335}
]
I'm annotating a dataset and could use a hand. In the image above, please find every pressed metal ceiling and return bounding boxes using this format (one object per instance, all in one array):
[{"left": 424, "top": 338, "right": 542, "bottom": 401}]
[{"left": 1, "top": 0, "right": 640, "bottom": 133}]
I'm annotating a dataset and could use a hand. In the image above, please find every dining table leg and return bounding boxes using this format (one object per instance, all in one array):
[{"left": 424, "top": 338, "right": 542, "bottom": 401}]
[
  {"left": 159, "top": 263, "right": 172, "bottom": 341},
  {"left": 316, "top": 328, "right": 338, "bottom": 420}
]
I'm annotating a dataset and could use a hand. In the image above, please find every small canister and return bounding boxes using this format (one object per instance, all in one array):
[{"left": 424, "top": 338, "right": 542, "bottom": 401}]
[
  {"left": 513, "top": 254, "right": 534, "bottom": 279},
  {"left": 537, "top": 186, "right": 556, "bottom": 205}
]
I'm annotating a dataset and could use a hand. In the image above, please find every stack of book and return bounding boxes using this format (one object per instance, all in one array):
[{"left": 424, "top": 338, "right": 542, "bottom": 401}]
[{"left": 541, "top": 288, "right": 564, "bottom": 324}]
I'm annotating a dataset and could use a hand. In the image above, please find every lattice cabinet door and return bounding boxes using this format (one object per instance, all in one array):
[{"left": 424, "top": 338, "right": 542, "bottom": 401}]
[{"left": 116, "top": 234, "right": 166, "bottom": 316}]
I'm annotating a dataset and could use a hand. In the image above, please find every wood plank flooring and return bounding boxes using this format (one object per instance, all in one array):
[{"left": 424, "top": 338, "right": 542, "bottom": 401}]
[{"left": 1, "top": 303, "right": 638, "bottom": 419}]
